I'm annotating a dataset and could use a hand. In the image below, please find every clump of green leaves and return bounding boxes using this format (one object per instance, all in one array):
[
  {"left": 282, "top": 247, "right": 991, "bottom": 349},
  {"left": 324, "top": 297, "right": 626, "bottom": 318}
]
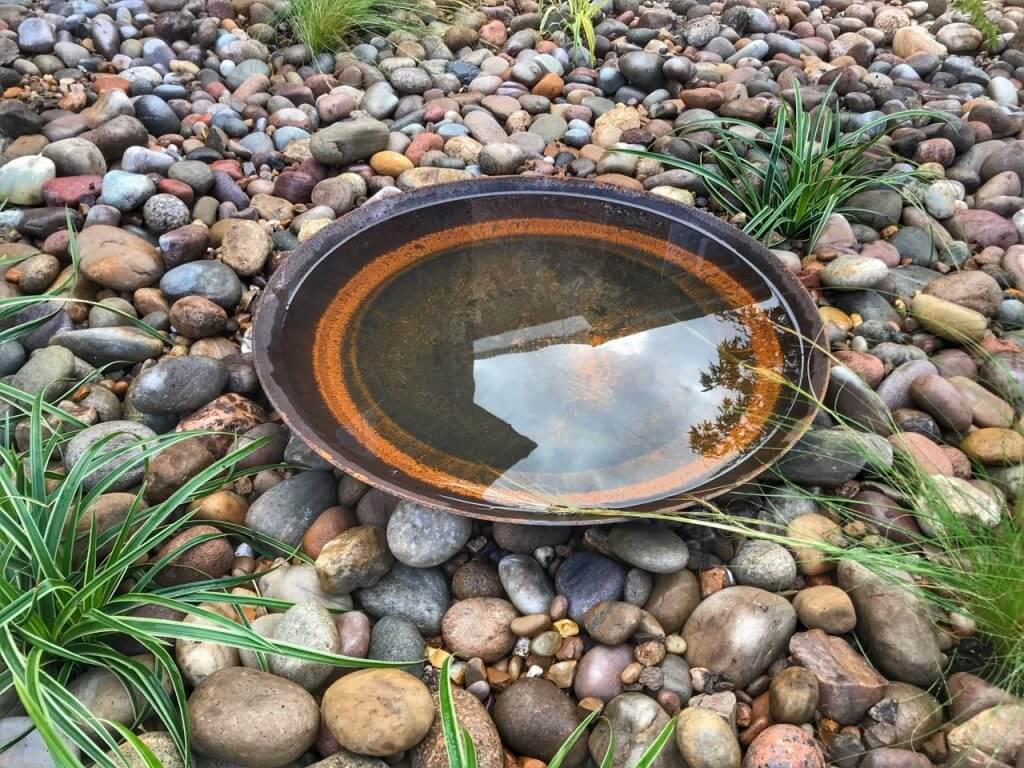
[
  {"left": 951, "top": 0, "right": 1001, "bottom": 51},
  {"left": 618, "top": 86, "right": 938, "bottom": 248},
  {"left": 276, "top": 0, "right": 430, "bottom": 55},
  {"left": 0, "top": 392, "right": 405, "bottom": 768},
  {"left": 538, "top": 0, "right": 604, "bottom": 64}
]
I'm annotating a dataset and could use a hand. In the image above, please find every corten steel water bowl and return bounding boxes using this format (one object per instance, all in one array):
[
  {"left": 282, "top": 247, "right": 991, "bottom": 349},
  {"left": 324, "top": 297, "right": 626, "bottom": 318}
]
[{"left": 254, "top": 177, "right": 828, "bottom": 524}]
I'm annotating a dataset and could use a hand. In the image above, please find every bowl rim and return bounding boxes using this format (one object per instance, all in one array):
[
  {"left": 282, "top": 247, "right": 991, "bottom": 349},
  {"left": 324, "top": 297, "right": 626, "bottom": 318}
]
[{"left": 253, "top": 176, "right": 830, "bottom": 525}]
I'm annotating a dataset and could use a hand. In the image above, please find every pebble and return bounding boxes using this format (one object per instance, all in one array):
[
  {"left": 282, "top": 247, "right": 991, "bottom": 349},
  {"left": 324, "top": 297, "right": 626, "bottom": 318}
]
[
  {"left": 322, "top": 669, "right": 435, "bottom": 756},
  {"left": 0, "top": 155, "right": 55, "bottom": 205},
  {"left": 412, "top": 687, "right": 503, "bottom": 768},
  {"left": 129, "top": 356, "right": 228, "bottom": 414},
  {"left": 246, "top": 469, "right": 337, "bottom": 547},
  {"left": 683, "top": 586, "right": 796, "bottom": 687},
  {"left": 189, "top": 667, "right": 319, "bottom": 767},
  {"left": 574, "top": 644, "right": 633, "bottom": 702},
  {"left": 769, "top": 666, "right": 819, "bottom": 724},
  {"left": 607, "top": 523, "right": 689, "bottom": 573},
  {"left": 369, "top": 615, "right": 426, "bottom": 677},
  {"left": 493, "top": 679, "right": 588, "bottom": 765},
  {"left": 316, "top": 524, "right": 394, "bottom": 594},
  {"left": 729, "top": 541, "right": 797, "bottom": 592},
  {"left": 590, "top": 694, "right": 680, "bottom": 768},
  {"left": 742, "top": 725, "right": 824, "bottom": 768},
  {"left": 555, "top": 552, "right": 627, "bottom": 621},
  {"left": 792, "top": 585, "right": 857, "bottom": 634},
  {"left": 269, "top": 601, "right": 341, "bottom": 689},
  {"left": 498, "top": 553, "right": 555, "bottom": 614},
  {"left": 258, "top": 563, "right": 353, "bottom": 612},
  {"left": 441, "top": 597, "right": 518, "bottom": 662},
  {"left": 386, "top": 501, "right": 473, "bottom": 567},
  {"left": 64, "top": 421, "right": 157, "bottom": 491},
  {"left": 838, "top": 561, "right": 944, "bottom": 686},
  {"left": 675, "top": 707, "right": 741, "bottom": 768},
  {"left": 358, "top": 562, "right": 450, "bottom": 635}
]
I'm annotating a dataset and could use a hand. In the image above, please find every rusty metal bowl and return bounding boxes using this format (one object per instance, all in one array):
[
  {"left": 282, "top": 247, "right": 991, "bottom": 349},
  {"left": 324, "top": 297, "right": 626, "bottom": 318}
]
[{"left": 253, "top": 177, "right": 828, "bottom": 524}]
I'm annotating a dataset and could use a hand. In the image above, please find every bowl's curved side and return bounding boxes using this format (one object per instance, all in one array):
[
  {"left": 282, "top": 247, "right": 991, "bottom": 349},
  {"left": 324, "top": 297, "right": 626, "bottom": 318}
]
[{"left": 253, "top": 177, "right": 829, "bottom": 524}]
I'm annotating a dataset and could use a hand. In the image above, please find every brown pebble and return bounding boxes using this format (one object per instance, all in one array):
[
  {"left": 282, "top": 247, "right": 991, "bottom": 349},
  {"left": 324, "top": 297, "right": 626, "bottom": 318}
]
[
  {"left": 634, "top": 640, "right": 666, "bottom": 666},
  {"left": 190, "top": 490, "right": 248, "bottom": 526},
  {"left": 548, "top": 594, "right": 569, "bottom": 620},
  {"left": 620, "top": 662, "right": 642, "bottom": 684},
  {"left": 510, "top": 614, "right": 552, "bottom": 638},
  {"left": 656, "top": 689, "right": 681, "bottom": 715},
  {"left": 301, "top": 505, "right": 357, "bottom": 558}
]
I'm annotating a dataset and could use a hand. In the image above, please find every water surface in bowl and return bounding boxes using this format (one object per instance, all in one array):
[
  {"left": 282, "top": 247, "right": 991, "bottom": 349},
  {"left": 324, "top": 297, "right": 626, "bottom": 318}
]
[{"left": 313, "top": 218, "right": 791, "bottom": 511}]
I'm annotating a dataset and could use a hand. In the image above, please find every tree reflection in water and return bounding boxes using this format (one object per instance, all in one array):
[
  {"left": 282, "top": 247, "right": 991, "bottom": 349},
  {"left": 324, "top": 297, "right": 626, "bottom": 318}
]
[{"left": 688, "top": 304, "right": 785, "bottom": 460}]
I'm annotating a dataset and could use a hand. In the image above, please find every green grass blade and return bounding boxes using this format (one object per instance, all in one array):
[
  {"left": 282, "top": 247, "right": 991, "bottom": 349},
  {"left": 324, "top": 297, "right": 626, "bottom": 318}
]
[
  {"left": 635, "top": 718, "right": 676, "bottom": 768},
  {"left": 549, "top": 705, "right": 602, "bottom": 768}
]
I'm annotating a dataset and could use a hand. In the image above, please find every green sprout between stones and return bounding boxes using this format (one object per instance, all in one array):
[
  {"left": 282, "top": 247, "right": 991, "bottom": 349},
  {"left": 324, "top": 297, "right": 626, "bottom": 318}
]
[
  {"left": 617, "top": 85, "right": 942, "bottom": 249},
  {"left": 538, "top": 0, "right": 604, "bottom": 65},
  {"left": 951, "top": 0, "right": 1001, "bottom": 51},
  {"left": 0, "top": 213, "right": 171, "bottom": 351},
  {"left": 275, "top": 0, "right": 433, "bottom": 55}
]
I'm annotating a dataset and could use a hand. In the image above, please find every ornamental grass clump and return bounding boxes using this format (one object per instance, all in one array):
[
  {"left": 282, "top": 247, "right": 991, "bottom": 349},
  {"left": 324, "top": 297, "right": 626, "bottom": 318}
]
[
  {"left": 276, "top": 0, "right": 430, "bottom": 55},
  {"left": 556, "top": 343, "right": 1024, "bottom": 697},
  {"left": 617, "top": 86, "right": 939, "bottom": 249},
  {"left": 537, "top": 0, "right": 605, "bottom": 64},
  {"left": 0, "top": 391, "right": 404, "bottom": 768}
]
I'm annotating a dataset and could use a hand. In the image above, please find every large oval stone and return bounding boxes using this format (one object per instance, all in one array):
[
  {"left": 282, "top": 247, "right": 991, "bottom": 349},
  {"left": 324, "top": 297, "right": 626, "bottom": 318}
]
[
  {"left": 78, "top": 225, "right": 163, "bottom": 291},
  {"left": 322, "top": 669, "right": 434, "bottom": 756},
  {"left": 493, "top": 679, "right": 586, "bottom": 766},
  {"left": 682, "top": 586, "right": 796, "bottom": 688},
  {"left": 189, "top": 667, "right": 319, "bottom": 768}
]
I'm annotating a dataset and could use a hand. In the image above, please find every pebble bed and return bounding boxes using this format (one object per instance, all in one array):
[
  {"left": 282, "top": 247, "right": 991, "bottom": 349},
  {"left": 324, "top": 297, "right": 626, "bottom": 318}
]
[{"left": 2, "top": 0, "right": 1024, "bottom": 765}]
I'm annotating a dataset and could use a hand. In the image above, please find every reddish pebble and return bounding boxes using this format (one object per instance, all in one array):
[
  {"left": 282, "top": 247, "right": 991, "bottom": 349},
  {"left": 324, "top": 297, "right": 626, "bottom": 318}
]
[
  {"left": 969, "top": 121, "right": 992, "bottom": 142},
  {"left": 888, "top": 432, "right": 954, "bottom": 476},
  {"left": 913, "top": 138, "right": 955, "bottom": 166},
  {"left": 941, "top": 445, "right": 973, "bottom": 479},
  {"left": 42, "top": 175, "right": 102, "bottom": 207},
  {"left": 742, "top": 724, "right": 825, "bottom": 768},
  {"left": 423, "top": 102, "right": 446, "bottom": 123},
  {"left": 833, "top": 350, "right": 885, "bottom": 388},
  {"left": 181, "top": 113, "right": 210, "bottom": 131},
  {"left": 211, "top": 159, "right": 244, "bottom": 179},
  {"left": 157, "top": 178, "right": 195, "bottom": 206},
  {"left": 860, "top": 240, "right": 900, "bottom": 267},
  {"left": 306, "top": 73, "right": 337, "bottom": 96},
  {"left": 532, "top": 72, "right": 564, "bottom": 99},
  {"left": 478, "top": 19, "right": 507, "bottom": 47},
  {"left": 681, "top": 87, "right": 724, "bottom": 110},
  {"left": 205, "top": 81, "right": 227, "bottom": 99},
  {"left": 42, "top": 230, "right": 70, "bottom": 259},
  {"left": 93, "top": 75, "right": 130, "bottom": 93},
  {"left": 405, "top": 132, "right": 444, "bottom": 164}
]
